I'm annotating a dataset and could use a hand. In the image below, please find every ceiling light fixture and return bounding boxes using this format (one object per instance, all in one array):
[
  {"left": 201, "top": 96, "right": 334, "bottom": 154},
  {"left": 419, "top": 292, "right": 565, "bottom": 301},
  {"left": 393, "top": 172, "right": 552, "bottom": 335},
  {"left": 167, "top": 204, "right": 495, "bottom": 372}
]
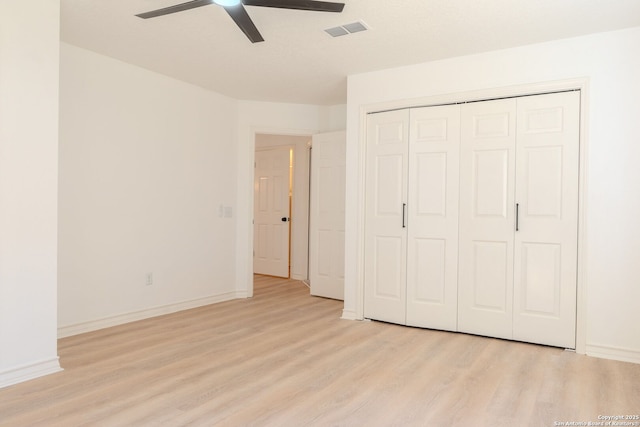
[{"left": 213, "top": 0, "right": 241, "bottom": 6}]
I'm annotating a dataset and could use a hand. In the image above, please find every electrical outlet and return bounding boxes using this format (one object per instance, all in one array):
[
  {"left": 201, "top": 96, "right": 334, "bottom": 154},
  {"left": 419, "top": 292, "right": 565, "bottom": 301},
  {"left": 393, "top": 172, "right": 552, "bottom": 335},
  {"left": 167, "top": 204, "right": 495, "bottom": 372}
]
[{"left": 146, "top": 273, "right": 153, "bottom": 286}]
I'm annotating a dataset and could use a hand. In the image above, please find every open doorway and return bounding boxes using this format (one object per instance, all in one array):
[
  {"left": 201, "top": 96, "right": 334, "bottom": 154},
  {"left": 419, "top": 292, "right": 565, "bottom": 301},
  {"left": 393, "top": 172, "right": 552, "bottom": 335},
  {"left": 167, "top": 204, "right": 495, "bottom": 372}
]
[{"left": 253, "top": 133, "right": 312, "bottom": 281}]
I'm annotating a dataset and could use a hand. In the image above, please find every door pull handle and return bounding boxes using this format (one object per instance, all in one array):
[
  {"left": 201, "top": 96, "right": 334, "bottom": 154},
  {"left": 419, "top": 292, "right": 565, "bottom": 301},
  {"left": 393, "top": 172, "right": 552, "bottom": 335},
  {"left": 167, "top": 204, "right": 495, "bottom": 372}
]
[
  {"left": 402, "top": 203, "right": 407, "bottom": 228},
  {"left": 515, "top": 203, "right": 520, "bottom": 231},
  {"left": 281, "top": 217, "right": 290, "bottom": 222}
]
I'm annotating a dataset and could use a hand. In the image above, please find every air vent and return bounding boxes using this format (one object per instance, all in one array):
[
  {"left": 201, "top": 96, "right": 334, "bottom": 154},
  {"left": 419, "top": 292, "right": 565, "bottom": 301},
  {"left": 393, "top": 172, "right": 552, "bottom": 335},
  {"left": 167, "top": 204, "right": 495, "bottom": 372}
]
[
  {"left": 324, "top": 21, "right": 368, "bottom": 38},
  {"left": 325, "top": 26, "right": 349, "bottom": 37}
]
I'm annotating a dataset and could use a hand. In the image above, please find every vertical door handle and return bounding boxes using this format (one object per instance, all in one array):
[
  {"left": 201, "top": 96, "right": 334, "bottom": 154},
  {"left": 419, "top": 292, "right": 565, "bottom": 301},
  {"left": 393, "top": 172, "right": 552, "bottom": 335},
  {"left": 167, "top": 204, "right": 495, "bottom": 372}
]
[
  {"left": 515, "top": 203, "right": 520, "bottom": 231},
  {"left": 402, "top": 203, "right": 407, "bottom": 228}
]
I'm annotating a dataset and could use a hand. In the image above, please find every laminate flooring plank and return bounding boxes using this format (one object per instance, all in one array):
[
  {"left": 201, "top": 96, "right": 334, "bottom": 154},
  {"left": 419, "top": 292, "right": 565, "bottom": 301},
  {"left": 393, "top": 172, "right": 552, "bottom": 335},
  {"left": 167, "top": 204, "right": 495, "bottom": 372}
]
[{"left": 1, "top": 275, "right": 639, "bottom": 426}]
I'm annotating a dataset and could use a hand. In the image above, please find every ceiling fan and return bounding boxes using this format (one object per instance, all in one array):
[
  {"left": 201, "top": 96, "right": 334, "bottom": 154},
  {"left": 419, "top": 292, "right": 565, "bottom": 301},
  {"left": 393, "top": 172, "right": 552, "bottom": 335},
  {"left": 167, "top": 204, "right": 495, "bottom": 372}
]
[{"left": 136, "top": 0, "right": 346, "bottom": 43}]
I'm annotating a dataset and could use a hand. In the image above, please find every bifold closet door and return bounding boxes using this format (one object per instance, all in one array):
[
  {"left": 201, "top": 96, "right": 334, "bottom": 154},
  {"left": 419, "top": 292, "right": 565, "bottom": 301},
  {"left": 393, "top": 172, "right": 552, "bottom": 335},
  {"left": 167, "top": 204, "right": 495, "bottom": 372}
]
[
  {"left": 458, "top": 98, "right": 518, "bottom": 340},
  {"left": 458, "top": 92, "right": 580, "bottom": 347},
  {"left": 363, "top": 109, "right": 409, "bottom": 325},
  {"left": 365, "top": 91, "right": 580, "bottom": 348},
  {"left": 512, "top": 91, "right": 580, "bottom": 348},
  {"left": 406, "top": 105, "right": 460, "bottom": 331}
]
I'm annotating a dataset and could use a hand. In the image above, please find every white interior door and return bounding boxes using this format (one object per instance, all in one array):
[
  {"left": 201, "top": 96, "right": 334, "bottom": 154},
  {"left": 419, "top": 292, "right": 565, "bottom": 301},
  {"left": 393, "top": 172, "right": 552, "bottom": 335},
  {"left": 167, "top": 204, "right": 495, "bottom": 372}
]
[
  {"left": 309, "top": 131, "right": 346, "bottom": 300},
  {"left": 364, "top": 110, "right": 409, "bottom": 325},
  {"left": 513, "top": 91, "right": 580, "bottom": 348},
  {"left": 458, "top": 98, "right": 517, "bottom": 340},
  {"left": 254, "top": 147, "right": 291, "bottom": 278},
  {"left": 406, "top": 105, "right": 460, "bottom": 331}
]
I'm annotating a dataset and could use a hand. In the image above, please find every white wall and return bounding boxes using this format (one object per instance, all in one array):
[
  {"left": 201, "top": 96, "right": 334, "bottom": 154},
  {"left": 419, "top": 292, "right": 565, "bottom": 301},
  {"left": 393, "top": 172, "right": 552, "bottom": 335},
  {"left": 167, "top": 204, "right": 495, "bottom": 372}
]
[
  {"left": 319, "top": 104, "right": 348, "bottom": 133},
  {"left": 345, "top": 27, "right": 640, "bottom": 363},
  {"left": 58, "top": 45, "right": 346, "bottom": 337},
  {"left": 235, "top": 102, "right": 346, "bottom": 296},
  {"left": 58, "top": 43, "right": 240, "bottom": 336},
  {"left": 0, "top": 0, "right": 62, "bottom": 387}
]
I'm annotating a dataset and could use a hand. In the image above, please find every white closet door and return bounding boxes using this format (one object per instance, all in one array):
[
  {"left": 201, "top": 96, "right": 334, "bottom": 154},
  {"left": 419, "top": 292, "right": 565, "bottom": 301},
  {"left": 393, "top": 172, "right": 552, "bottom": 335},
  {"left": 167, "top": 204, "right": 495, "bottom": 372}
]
[
  {"left": 364, "top": 110, "right": 409, "bottom": 325},
  {"left": 458, "top": 99, "right": 517, "bottom": 340},
  {"left": 406, "top": 105, "right": 460, "bottom": 331},
  {"left": 309, "top": 130, "right": 346, "bottom": 300},
  {"left": 513, "top": 91, "right": 580, "bottom": 348}
]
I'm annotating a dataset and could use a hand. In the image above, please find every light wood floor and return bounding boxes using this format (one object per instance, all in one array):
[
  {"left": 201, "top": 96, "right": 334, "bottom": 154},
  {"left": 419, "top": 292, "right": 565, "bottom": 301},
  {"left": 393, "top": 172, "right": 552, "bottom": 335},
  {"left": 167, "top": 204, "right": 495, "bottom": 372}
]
[{"left": 1, "top": 275, "right": 638, "bottom": 426}]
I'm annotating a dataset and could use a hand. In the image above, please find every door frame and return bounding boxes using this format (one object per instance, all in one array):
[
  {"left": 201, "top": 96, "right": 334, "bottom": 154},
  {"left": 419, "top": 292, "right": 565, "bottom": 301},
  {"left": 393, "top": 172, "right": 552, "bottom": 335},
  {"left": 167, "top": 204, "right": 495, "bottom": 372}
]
[
  {"left": 354, "top": 78, "right": 590, "bottom": 355},
  {"left": 245, "top": 129, "right": 315, "bottom": 297}
]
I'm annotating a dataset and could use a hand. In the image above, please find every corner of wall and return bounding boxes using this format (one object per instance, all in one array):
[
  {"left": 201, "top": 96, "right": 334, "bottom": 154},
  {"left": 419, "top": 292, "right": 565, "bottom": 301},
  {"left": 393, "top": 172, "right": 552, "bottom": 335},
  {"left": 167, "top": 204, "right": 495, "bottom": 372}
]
[{"left": 0, "top": 359, "right": 62, "bottom": 390}]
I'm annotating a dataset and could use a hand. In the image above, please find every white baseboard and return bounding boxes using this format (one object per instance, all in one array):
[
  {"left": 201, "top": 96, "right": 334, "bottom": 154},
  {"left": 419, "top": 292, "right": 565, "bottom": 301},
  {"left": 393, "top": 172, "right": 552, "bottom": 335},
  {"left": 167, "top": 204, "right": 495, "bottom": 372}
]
[
  {"left": 341, "top": 309, "right": 359, "bottom": 320},
  {"left": 58, "top": 291, "right": 245, "bottom": 338},
  {"left": 0, "top": 357, "right": 62, "bottom": 389},
  {"left": 586, "top": 343, "right": 640, "bottom": 364}
]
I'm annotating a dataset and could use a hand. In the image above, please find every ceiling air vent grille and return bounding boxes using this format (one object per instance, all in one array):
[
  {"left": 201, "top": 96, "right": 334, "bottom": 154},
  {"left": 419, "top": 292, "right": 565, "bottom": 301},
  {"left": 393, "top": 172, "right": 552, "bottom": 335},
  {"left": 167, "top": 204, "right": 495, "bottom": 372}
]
[{"left": 325, "top": 21, "right": 368, "bottom": 37}]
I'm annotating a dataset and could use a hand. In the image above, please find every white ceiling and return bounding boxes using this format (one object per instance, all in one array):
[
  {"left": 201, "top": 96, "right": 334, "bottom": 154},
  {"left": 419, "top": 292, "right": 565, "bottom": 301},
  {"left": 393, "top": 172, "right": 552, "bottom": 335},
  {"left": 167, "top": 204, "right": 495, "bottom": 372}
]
[{"left": 61, "top": 0, "right": 640, "bottom": 105}]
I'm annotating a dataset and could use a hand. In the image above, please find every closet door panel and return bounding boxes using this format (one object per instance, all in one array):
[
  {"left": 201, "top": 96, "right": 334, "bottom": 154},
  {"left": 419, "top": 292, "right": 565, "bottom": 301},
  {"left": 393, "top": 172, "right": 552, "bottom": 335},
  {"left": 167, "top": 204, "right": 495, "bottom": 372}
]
[
  {"left": 412, "top": 238, "right": 446, "bottom": 302},
  {"left": 519, "top": 243, "right": 561, "bottom": 314},
  {"left": 406, "top": 105, "right": 460, "bottom": 331},
  {"left": 415, "top": 153, "right": 447, "bottom": 216},
  {"left": 473, "top": 150, "right": 509, "bottom": 217},
  {"left": 364, "top": 110, "right": 410, "bottom": 325},
  {"left": 458, "top": 99, "right": 517, "bottom": 340},
  {"left": 472, "top": 241, "right": 509, "bottom": 311},
  {"left": 513, "top": 91, "right": 580, "bottom": 348},
  {"left": 372, "top": 236, "right": 404, "bottom": 298}
]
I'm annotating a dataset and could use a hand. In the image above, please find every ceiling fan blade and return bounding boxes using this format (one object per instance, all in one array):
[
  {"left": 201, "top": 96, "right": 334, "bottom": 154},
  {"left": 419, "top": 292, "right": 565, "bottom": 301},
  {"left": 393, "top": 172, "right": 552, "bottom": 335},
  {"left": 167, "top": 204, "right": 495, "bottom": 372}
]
[
  {"left": 242, "top": 0, "right": 344, "bottom": 13},
  {"left": 224, "top": 5, "right": 265, "bottom": 43},
  {"left": 136, "top": 0, "right": 213, "bottom": 19}
]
